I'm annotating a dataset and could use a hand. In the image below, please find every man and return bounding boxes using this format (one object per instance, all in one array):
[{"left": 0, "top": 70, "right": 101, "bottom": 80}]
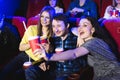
[{"left": 25, "top": 13, "right": 87, "bottom": 80}]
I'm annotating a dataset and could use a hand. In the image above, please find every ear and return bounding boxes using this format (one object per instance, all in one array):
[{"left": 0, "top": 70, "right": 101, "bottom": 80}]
[
  {"left": 67, "top": 23, "right": 70, "bottom": 29},
  {"left": 91, "top": 27, "right": 95, "bottom": 34}
]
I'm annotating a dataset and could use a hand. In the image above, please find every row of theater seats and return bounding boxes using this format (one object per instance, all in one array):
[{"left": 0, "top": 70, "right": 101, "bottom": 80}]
[{"left": 26, "top": 0, "right": 112, "bottom": 19}]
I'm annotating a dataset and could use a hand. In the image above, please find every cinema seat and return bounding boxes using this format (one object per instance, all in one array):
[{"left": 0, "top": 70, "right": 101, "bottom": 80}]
[{"left": 102, "top": 18, "right": 120, "bottom": 53}]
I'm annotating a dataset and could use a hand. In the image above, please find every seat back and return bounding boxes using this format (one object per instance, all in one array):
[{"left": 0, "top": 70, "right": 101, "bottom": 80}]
[
  {"left": 27, "top": 16, "right": 39, "bottom": 27},
  {"left": 12, "top": 16, "right": 27, "bottom": 38},
  {"left": 102, "top": 19, "right": 120, "bottom": 53}
]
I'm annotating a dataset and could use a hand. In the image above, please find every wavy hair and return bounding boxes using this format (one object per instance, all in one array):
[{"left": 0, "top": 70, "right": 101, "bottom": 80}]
[{"left": 37, "top": 6, "right": 55, "bottom": 38}]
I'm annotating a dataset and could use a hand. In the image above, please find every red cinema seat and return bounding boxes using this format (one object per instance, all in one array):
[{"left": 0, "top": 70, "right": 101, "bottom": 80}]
[{"left": 103, "top": 18, "right": 120, "bottom": 53}]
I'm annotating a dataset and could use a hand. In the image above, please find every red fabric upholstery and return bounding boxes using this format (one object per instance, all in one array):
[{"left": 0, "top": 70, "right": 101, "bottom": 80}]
[
  {"left": 63, "top": 0, "right": 71, "bottom": 12},
  {"left": 103, "top": 19, "right": 120, "bottom": 53},
  {"left": 27, "top": 16, "right": 39, "bottom": 27},
  {"left": 12, "top": 16, "right": 27, "bottom": 38},
  {"left": 26, "top": 0, "right": 48, "bottom": 19}
]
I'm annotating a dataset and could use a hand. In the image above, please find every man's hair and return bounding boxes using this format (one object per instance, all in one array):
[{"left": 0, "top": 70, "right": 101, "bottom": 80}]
[{"left": 53, "top": 13, "right": 69, "bottom": 27}]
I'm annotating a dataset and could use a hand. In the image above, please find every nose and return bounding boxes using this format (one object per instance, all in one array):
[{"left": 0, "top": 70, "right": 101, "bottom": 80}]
[
  {"left": 78, "top": 26, "right": 82, "bottom": 32},
  {"left": 55, "top": 28, "right": 58, "bottom": 32},
  {"left": 43, "top": 17, "right": 46, "bottom": 21},
  {"left": 44, "top": 18, "right": 46, "bottom": 21},
  {"left": 54, "top": 27, "right": 58, "bottom": 32}
]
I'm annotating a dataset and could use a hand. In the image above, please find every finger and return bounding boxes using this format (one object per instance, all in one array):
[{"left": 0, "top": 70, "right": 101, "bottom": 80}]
[
  {"left": 39, "top": 63, "right": 46, "bottom": 71},
  {"left": 43, "top": 63, "right": 46, "bottom": 70},
  {"left": 47, "top": 65, "right": 50, "bottom": 70},
  {"left": 35, "top": 43, "right": 44, "bottom": 50}
]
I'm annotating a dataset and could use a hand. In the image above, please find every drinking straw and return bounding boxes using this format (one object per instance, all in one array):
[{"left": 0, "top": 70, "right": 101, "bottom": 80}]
[
  {"left": 22, "top": 21, "right": 31, "bottom": 62},
  {"left": 22, "top": 21, "right": 27, "bottom": 30}
]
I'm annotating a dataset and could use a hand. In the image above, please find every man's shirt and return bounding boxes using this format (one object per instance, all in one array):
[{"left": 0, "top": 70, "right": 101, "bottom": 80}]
[{"left": 52, "top": 32, "right": 87, "bottom": 77}]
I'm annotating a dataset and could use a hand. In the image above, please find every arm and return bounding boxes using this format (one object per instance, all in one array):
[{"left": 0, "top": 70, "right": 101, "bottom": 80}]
[
  {"left": 66, "top": 2, "right": 76, "bottom": 16},
  {"left": 88, "top": 1, "right": 98, "bottom": 18},
  {"left": 19, "top": 26, "right": 32, "bottom": 51},
  {"left": 50, "top": 46, "right": 89, "bottom": 61},
  {"left": 19, "top": 43, "right": 30, "bottom": 51},
  {"left": 103, "top": 5, "right": 113, "bottom": 19}
]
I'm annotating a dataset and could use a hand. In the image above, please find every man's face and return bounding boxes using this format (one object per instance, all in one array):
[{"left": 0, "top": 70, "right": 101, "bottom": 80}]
[{"left": 52, "top": 19, "right": 67, "bottom": 37}]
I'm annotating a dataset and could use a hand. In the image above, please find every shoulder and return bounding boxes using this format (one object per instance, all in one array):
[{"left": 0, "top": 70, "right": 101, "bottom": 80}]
[
  {"left": 26, "top": 25, "right": 38, "bottom": 32},
  {"left": 68, "top": 31, "right": 77, "bottom": 38},
  {"left": 27, "top": 25, "right": 37, "bottom": 29},
  {"left": 84, "top": 38, "right": 105, "bottom": 45},
  {"left": 66, "top": 32, "right": 77, "bottom": 42},
  {"left": 83, "top": 38, "right": 109, "bottom": 49},
  {"left": 106, "top": 5, "right": 113, "bottom": 9}
]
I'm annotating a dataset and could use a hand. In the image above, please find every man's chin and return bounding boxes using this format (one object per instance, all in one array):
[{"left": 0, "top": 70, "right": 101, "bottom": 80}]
[{"left": 55, "top": 34, "right": 61, "bottom": 37}]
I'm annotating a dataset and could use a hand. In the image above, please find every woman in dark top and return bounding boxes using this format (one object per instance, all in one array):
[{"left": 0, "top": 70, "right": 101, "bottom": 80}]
[{"left": 66, "top": 0, "right": 98, "bottom": 18}]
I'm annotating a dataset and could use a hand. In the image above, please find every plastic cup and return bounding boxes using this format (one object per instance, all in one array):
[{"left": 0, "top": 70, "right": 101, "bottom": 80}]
[
  {"left": 28, "top": 36, "right": 40, "bottom": 52},
  {"left": 55, "top": 48, "right": 64, "bottom": 53},
  {"left": 23, "top": 61, "right": 32, "bottom": 69},
  {"left": 110, "top": 10, "right": 119, "bottom": 17},
  {"left": 40, "top": 38, "right": 48, "bottom": 44}
]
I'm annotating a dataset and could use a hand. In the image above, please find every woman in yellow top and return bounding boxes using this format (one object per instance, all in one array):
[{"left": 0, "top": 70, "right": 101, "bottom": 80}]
[
  {"left": 19, "top": 6, "right": 55, "bottom": 61},
  {"left": 0, "top": 6, "right": 55, "bottom": 80}
]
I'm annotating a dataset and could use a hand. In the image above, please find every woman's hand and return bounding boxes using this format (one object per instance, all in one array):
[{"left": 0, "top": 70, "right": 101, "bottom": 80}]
[
  {"left": 33, "top": 43, "right": 46, "bottom": 58},
  {"left": 41, "top": 43, "right": 50, "bottom": 53},
  {"left": 33, "top": 44, "right": 49, "bottom": 60},
  {"left": 77, "top": 36, "right": 84, "bottom": 47}
]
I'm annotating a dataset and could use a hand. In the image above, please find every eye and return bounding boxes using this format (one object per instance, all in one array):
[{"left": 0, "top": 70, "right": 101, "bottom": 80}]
[
  {"left": 46, "top": 17, "right": 50, "bottom": 19},
  {"left": 83, "top": 24, "right": 87, "bottom": 27},
  {"left": 78, "top": 24, "right": 81, "bottom": 27},
  {"left": 41, "top": 15, "right": 44, "bottom": 18}
]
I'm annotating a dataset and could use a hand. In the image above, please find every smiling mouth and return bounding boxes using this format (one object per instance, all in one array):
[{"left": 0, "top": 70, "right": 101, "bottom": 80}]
[
  {"left": 80, "top": 32, "right": 84, "bottom": 35},
  {"left": 56, "top": 32, "right": 60, "bottom": 34},
  {"left": 55, "top": 31, "right": 61, "bottom": 35}
]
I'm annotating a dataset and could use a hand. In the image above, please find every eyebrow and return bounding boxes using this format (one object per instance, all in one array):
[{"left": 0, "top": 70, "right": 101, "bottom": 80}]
[{"left": 83, "top": 22, "right": 91, "bottom": 25}]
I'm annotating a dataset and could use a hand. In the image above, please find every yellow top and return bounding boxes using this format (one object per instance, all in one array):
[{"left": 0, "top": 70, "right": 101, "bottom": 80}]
[{"left": 20, "top": 25, "right": 41, "bottom": 61}]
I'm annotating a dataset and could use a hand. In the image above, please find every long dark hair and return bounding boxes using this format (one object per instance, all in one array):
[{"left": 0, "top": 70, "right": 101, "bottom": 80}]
[
  {"left": 37, "top": 6, "right": 55, "bottom": 38},
  {"left": 81, "top": 16, "right": 120, "bottom": 60}
]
